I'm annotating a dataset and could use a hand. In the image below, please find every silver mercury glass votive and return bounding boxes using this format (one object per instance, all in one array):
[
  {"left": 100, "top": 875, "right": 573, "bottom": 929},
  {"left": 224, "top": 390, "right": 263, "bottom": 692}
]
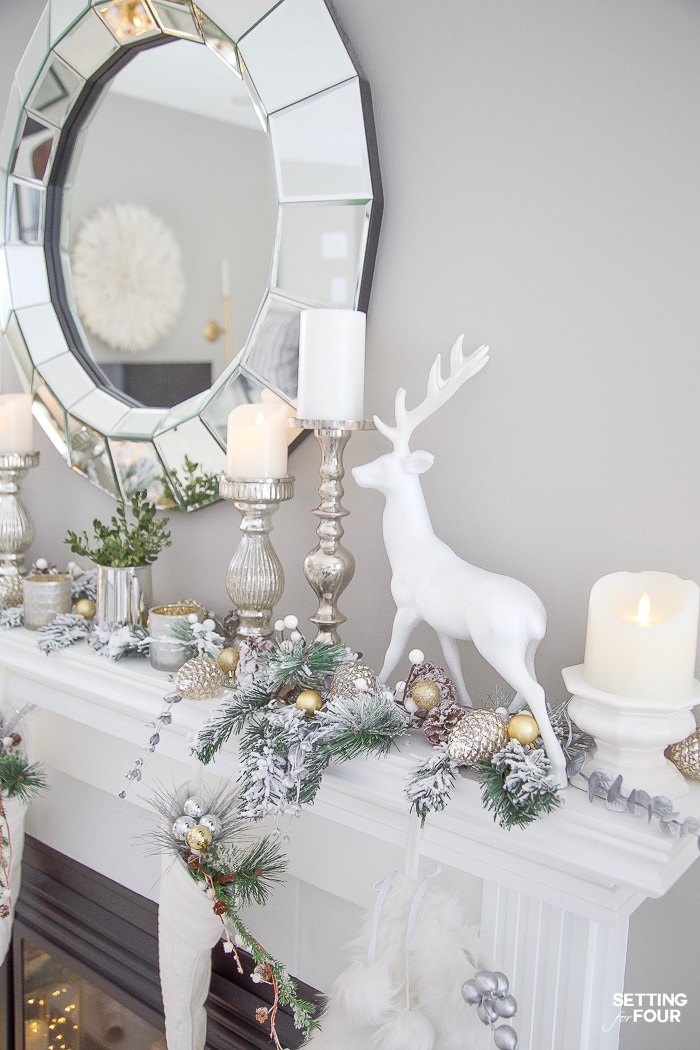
[
  {"left": 22, "top": 573, "right": 72, "bottom": 630},
  {"left": 219, "top": 475, "right": 294, "bottom": 639}
]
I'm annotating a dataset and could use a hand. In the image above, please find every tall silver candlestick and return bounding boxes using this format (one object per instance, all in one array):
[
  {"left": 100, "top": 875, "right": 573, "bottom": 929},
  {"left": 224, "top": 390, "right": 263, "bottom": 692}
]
[
  {"left": 219, "top": 475, "right": 294, "bottom": 639},
  {"left": 293, "top": 419, "right": 373, "bottom": 644},
  {"left": 0, "top": 451, "right": 40, "bottom": 608}
]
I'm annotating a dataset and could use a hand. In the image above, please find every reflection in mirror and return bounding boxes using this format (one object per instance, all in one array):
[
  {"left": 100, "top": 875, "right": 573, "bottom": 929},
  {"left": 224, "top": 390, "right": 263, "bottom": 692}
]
[
  {"left": 1, "top": 0, "right": 382, "bottom": 510},
  {"left": 67, "top": 38, "right": 278, "bottom": 409}
]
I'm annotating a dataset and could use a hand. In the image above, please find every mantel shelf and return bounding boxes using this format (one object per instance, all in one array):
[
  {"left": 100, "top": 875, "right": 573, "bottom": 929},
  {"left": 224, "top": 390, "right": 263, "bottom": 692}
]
[{"left": 0, "top": 626, "right": 697, "bottom": 927}]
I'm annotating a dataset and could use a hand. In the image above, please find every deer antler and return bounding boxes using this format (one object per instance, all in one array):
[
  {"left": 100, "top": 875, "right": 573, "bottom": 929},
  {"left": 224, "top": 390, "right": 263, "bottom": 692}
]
[{"left": 375, "top": 337, "right": 489, "bottom": 454}]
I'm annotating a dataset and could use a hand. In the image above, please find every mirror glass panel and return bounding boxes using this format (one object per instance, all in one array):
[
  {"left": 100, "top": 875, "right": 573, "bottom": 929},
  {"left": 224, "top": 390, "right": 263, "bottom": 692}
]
[{"left": 1, "top": 0, "right": 382, "bottom": 511}]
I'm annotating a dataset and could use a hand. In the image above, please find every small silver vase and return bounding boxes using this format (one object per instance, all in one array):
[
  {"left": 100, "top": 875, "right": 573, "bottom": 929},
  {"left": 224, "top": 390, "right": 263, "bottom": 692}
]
[{"left": 96, "top": 564, "right": 152, "bottom": 627}]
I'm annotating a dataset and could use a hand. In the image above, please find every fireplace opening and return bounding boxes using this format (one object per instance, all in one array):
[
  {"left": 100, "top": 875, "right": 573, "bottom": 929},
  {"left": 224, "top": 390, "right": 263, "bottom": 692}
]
[{"left": 7, "top": 839, "right": 320, "bottom": 1050}]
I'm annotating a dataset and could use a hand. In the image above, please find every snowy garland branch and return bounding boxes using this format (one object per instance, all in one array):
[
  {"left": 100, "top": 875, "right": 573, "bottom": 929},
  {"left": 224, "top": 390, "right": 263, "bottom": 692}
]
[
  {"left": 405, "top": 747, "right": 456, "bottom": 826},
  {"left": 476, "top": 740, "right": 562, "bottom": 830}
]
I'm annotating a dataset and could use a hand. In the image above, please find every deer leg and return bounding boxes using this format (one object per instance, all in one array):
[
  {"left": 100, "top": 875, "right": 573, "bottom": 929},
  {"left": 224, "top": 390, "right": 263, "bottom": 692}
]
[
  {"left": 436, "top": 632, "right": 471, "bottom": 707},
  {"left": 509, "top": 639, "right": 540, "bottom": 713},
  {"left": 378, "top": 607, "right": 420, "bottom": 685},
  {"left": 472, "top": 643, "right": 568, "bottom": 789}
]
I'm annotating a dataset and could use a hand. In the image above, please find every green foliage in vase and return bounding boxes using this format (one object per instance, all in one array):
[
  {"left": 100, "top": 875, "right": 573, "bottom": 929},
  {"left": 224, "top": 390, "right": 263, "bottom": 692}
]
[
  {"left": 65, "top": 491, "right": 171, "bottom": 567},
  {"left": 160, "top": 455, "right": 220, "bottom": 510}
]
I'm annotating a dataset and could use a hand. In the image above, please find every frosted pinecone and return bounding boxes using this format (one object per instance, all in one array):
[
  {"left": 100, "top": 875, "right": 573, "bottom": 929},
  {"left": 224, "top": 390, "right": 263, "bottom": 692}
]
[
  {"left": 174, "top": 656, "right": 225, "bottom": 701},
  {"left": 447, "top": 709, "right": 509, "bottom": 766},
  {"left": 423, "top": 700, "right": 467, "bottom": 745}
]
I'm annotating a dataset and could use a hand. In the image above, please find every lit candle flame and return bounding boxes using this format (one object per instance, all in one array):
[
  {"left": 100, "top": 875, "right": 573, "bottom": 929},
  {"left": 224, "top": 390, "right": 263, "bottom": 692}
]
[
  {"left": 633, "top": 592, "right": 652, "bottom": 625},
  {"left": 255, "top": 412, "right": 265, "bottom": 426}
]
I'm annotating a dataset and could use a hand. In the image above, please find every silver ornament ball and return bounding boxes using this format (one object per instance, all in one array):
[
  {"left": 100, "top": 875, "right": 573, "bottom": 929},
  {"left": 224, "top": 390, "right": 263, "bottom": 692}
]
[
  {"left": 474, "top": 970, "right": 499, "bottom": 996},
  {"left": 183, "top": 796, "right": 205, "bottom": 819},
  {"left": 477, "top": 999, "right": 498, "bottom": 1025},
  {"left": 494, "top": 1024, "right": 518, "bottom": 1050},
  {"left": 461, "top": 979, "right": 482, "bottom": 1005},
  {"left": 494, "top": 994, "right": 518, "bottom": 1019},
  {"left": 198, "top": 812, "right": 222, "bottom": 837},
  {"left": 172, "top": 815, "right": 196, "bottom": 839},
  {"left": 493, "top": 971, "right": 510, "bottom": 997}
]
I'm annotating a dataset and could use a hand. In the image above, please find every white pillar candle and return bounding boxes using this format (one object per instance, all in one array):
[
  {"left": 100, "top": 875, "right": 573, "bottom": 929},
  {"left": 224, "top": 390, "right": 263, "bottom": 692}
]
[
  {"left": 226, "top": 403, "right": 288, "bottom": 479},
  {"left": 296, "top": 309, "right": 365, "bottom": 421},
  {"left": 583, "top": 570, "right": 699, "bottom": 700},
  {"left": 0, "top": 393, "right": 33, "bottom": 453}
]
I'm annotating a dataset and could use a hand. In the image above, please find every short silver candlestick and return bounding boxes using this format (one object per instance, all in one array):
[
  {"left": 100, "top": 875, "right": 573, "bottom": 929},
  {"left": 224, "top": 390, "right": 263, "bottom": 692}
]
[
  {"left": 219, "top": 475, "right": 294, "bottom": 639},
  {"left": 0, "top": 451, "right": 40, "bottom": 608},
  {"left": 293, "top": 419, "right": 374, "bottom": 644}
]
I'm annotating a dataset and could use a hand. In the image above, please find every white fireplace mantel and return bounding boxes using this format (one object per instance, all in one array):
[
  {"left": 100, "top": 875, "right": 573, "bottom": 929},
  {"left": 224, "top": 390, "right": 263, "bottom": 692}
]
[{"left": 1, "top": 626, "right": 698, "bottom": 1050}]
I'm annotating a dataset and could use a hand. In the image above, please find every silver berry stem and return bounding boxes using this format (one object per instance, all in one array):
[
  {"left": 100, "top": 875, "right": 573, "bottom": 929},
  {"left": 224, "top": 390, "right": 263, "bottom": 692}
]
[
  {"left": 0, "top": 452, "right": 40, "bottom": 576},
  {"left": 219, "top": 476, "right": 294, "bottom": 639}
]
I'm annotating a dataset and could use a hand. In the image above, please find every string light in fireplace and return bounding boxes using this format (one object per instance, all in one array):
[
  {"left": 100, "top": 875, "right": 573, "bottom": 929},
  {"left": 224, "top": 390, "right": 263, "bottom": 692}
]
[{"left": 25, "top": 983, "right": 79, "bottom": 1050}]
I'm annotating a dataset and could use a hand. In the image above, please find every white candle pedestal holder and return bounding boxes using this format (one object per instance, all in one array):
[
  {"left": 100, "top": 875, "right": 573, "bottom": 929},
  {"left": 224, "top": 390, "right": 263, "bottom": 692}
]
[
  {"left": 219, "top": 475, "right": 294, "bottom": 639},
  {"left": 292, "top": 418, "right": 373, "bottom": 645},
  {"left": 562, "top": 664, "right": 699, "bottom": 801},
  {"left": 0, "top": 451, "right": 40, "bottom": 608}
]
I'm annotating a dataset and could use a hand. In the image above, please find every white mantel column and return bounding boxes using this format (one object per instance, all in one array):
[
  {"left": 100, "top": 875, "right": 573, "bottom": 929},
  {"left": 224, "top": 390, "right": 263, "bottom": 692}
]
[{"left": 481, "top": 884, "right": 632, "bottom": 1050}]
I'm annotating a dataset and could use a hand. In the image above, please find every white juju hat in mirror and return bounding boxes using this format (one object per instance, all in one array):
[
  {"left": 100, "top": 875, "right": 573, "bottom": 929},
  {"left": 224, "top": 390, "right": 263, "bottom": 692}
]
[
  {"left": 352, "top": 336, "right": 568, "bottom": 788},
  {"left": 72, "top": 203, "right": 185, "bottom": 354}
]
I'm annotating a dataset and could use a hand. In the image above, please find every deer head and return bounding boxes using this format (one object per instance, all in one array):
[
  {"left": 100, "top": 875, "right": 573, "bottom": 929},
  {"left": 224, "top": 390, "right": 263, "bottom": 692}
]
[{"left": 353, "top": 337, "right": 489, "bottom": 493}]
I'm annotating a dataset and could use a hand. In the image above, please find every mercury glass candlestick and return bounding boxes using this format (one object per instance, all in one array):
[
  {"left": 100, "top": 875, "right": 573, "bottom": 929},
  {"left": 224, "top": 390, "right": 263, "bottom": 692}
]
[
  {"left": 219, "top": 475, "right": 294, "bottom": 638},
  {"left": 293, "top": 419, "right": 373, "bottom": 644},
  {"left": 0, "top": 451, "right": 39, "bottom": 607}
]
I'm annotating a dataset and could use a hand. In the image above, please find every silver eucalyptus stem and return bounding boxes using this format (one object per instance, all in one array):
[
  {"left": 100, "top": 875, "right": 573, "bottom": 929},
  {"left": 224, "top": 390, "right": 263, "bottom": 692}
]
[
  {"left": 0, "top": 451, "right": 39, "bottom": 583},
  {"left": 219, "top": 475, "right": 294, "bottom": 639},
  {"left": 294, "top": 419, "right": 373, "bottom": 645}
]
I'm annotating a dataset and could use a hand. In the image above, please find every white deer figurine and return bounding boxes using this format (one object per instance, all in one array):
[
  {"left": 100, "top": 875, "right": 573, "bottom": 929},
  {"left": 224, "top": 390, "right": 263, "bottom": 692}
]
[{"left": 352, "top": 336, "right": 567, "bottom": 788}]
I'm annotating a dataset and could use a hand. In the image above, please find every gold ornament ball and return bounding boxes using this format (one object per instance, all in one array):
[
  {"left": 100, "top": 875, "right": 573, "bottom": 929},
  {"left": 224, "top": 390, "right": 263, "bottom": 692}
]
[
  {"left": 217, "top": 647, "right": 240, "bottom": 675},
  {"left": 507, "top": 713, "right": 539, "bottom": 745},
  {"left": 74, "top": 598, "right": 97, "bottom": 620},
  {"left": 295, "top": 689, "right": 323, "bottom": 715},
  {"left": 411, "top": 679, "right": 441, "bottom": 711},
  {"left": 185, "top": 824, "right": 213, "bottom": 852}
]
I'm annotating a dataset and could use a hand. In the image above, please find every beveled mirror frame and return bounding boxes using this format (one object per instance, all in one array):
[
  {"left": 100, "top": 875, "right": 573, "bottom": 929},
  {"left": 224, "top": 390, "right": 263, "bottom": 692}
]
[{"left": 0, "top": 0, "right": 381, "bottom": 510}]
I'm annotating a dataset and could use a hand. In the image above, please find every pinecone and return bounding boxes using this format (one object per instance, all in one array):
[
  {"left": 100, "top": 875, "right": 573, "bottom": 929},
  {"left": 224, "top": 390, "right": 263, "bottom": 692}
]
[
  {"left": 174, "top": 656, "right": 226, "bottom": 701},
  {"left": 423, "top": 701, "right": 467, "bottom": 745},
  {"left": 447, "top": 709, "right": 509, "bottom": 766},
  {"left": 668, "top": 729, "right": 700, "bottom": 781}
]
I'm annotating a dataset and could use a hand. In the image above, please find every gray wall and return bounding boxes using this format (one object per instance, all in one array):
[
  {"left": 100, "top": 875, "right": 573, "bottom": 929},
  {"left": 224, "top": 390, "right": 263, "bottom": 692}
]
[{"left": 3, "top": 2, "right": 700, "bottom": 1047}]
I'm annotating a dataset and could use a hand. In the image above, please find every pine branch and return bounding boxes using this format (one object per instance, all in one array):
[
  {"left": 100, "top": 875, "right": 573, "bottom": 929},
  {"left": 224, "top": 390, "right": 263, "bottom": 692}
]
[
  {"left": 37, "top": 613, "right": 90, "bottom": 653},
  {"left": 193, "top": 685, "right": 274, "bottom": 764},
  {"left": 405, "top": 748, "right": 456, "bottom": 826},
  {"left": 0, "top": 606, "right": 23, "bottom": 630},
  {"left": 213, "top": 836, "right": 287, "bottom": 909},
  {"left": 476, "top": 740, "right": 562, "bottom": 830},
  {"left": 266, "top": 637, "right": 350, "bottom": 691},
  {"left": 0, "top": 752, "right": 47, "bottom": 803},
  {"left": 316, "top": 689, "right": 411, "bottom": 763}
]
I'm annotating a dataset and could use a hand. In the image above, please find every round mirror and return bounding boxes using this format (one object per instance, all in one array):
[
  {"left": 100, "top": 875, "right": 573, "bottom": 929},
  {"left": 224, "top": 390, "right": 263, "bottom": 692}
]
[{"left": 0, "top": 0, "right": 381, "bottom": 510}]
